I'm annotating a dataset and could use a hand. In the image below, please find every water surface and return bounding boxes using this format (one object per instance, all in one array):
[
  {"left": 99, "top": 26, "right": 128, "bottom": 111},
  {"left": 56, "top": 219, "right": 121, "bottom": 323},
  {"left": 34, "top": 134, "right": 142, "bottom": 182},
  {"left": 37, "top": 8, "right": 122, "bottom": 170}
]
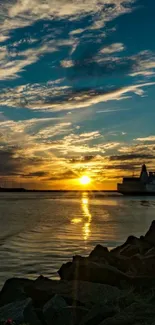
[{"left": 0, "top": 191, "right": 155, "bottom": 287}]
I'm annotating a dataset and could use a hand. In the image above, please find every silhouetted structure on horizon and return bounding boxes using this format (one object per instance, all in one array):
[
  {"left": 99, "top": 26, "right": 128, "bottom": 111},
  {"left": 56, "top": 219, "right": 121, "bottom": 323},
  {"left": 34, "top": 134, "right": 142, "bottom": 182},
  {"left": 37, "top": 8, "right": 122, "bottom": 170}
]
[{"left": 117, "top": 164, "right": 155, "bottom": 195}]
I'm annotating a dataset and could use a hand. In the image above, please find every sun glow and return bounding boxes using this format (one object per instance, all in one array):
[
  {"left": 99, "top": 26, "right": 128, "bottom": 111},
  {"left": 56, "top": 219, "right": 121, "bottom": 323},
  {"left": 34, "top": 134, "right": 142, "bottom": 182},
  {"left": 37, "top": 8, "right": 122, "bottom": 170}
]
[{"left": 80, "top": 175, "right": 91, "bottom": 185}]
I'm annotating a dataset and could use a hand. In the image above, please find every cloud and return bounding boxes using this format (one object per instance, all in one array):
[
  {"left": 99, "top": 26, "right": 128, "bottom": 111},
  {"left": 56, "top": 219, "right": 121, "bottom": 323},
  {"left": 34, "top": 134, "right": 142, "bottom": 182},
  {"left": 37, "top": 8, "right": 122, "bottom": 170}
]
[
  {"left": 0, "top": 43, "right": 57, "bottom": 80},
  {"left": 23, "top": 171, "right": 49, "bottom": 178},
  {"left": 101, "top": 142, "right": 121, "bottom": 150},
  {"left": 0, "top": 147, "right": 42, "bottom": 177},
  {"left": 135, "top": 136, "right": 155, "bottom": 142},
  {"left": 69, "top": 156, "right": 95, "bottom": 164},
  {"left": 0, "top": 82, "right": 154, "bottom": 112},
  {"left": 100, "top": 43, "right": 125, "bottom": 54},
  {"left": 36, "top": 123, "right": 72, "bottom": 140},
  {"left": 129, "top": 51, "right": 155, "bottom": 78},
  {"left": 61, "top": 60, "right": 74, "bottom": 68},
  {"left": 46, "top": 131, "right": 104, "bottom": 155},
  {"left": 0, "top": 35, "right": 10, "bottom": 42},
  {"left": 0, "top": 148, "right": 22, "bottom": 176},
  {"left": 0, "top": 117, "right": 63, "bottom": 145},
  {"left": 48, "top": 170, "right": 77, "bottom": 181},
  {"left": 70, "top": 29, "right": 86, "bottom": 36},
  {"left": 109, "top": 154, "right": 155, "bottom": 161},
  {"left": 3, "top": 0, "right": 135, "bottom": 32}
]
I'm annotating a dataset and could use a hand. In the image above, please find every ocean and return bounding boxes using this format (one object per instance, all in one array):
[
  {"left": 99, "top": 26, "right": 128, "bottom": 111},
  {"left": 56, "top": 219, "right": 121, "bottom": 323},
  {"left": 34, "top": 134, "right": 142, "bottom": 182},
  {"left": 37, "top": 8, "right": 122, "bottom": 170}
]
[{"left": 0, "top": 191, "right": 155, "bottom": 287}]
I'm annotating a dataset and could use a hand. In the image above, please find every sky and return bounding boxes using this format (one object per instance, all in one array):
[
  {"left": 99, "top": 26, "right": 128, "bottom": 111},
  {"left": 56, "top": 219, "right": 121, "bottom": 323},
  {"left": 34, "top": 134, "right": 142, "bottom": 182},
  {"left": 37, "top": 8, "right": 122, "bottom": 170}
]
[{"left": 0, "top": 0, "right": 155, "bottom": 190}]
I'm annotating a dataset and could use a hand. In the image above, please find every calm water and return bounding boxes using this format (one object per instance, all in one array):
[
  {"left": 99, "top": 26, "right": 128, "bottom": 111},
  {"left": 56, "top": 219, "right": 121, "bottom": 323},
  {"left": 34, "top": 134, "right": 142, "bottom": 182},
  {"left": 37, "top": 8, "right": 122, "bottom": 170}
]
[{"left": 0, "top": 191, "right": 155, "bottom": 287}]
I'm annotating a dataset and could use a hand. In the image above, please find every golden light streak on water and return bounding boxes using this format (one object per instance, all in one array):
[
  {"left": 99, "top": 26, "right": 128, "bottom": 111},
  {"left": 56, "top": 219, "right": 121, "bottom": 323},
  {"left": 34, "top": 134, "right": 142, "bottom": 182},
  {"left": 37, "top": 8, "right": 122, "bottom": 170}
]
[
  {"left": 81, "top": 192, "right": 92, "bottom": 241},
  {"left": 71, "top": 218, "right": 82, "bottom": 224}
]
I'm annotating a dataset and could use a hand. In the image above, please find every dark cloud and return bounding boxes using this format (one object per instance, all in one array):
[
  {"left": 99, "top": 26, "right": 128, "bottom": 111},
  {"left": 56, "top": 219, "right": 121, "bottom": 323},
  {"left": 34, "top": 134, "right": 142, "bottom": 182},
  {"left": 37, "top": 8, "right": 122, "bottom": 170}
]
[
  {"left": 109, "top": 154, "right": 155, "bottom": 161},
  {"left": 0, "top": 148, "right": 43, "bottom": 177},
  {"left": 104, "top": 163, "right": 139, "bottom": 171},
  {"left": 41, "top": 86, "right": 126, "bottom": 108},
  {"left": 22, "top": 171, "right": 49, "bottom": 178},
  {"left": 69, "top": 155, "right": 95, "bottom": 163},
  {"left": 48, "top": 170, "right": 77, "bottom": 181},
  {"left": 0, "top": 148, "right": 24, "bottom": 176}
]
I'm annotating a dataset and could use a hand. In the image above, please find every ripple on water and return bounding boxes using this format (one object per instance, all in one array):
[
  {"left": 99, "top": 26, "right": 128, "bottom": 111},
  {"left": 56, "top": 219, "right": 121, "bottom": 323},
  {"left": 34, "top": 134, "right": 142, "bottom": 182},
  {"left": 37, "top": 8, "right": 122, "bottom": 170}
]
[{"left": 0, "top": 192, "right": 155, "bottom": 286}]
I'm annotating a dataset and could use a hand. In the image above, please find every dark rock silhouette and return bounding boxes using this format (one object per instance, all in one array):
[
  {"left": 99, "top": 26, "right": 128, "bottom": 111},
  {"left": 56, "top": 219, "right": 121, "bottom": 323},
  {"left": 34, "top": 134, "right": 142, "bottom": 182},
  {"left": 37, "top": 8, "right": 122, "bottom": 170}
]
[
  {"left": 58, "top": 259, "right": 130, "bottom": 287},
  {"left": 0, "top": 298, "right": 40, "bottom": 325},
  {"left": 144, "top": 220, "right": 155, "bottom": 246}
]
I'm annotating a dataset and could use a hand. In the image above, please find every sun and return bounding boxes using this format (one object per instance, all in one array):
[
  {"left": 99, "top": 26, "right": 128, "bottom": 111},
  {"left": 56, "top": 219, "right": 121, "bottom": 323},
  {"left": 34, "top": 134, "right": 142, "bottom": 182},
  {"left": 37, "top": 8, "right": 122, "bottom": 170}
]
[{"left": 80, "top": 175, "right": 91, "bottom": 185}]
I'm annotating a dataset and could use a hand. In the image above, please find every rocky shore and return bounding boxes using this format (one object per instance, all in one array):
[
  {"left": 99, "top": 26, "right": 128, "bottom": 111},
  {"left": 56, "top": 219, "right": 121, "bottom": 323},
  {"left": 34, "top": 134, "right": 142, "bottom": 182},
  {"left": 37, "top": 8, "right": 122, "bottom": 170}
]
[{"left": 1, "top": 221, "right": 155, "bottom": 325}]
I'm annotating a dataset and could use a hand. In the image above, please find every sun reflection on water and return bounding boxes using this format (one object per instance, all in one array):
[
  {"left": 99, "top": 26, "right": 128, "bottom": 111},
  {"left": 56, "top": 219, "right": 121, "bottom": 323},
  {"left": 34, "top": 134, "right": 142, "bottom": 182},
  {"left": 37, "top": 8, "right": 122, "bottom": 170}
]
[
  {"left": 70, "top": 192, "right": 92, "bottom": 241},
  {"left": 71, "top": 218, "right": 82, "bottom": 224},
  {"left": 81, "top": 192, "right": 92, "bottom": 241}
]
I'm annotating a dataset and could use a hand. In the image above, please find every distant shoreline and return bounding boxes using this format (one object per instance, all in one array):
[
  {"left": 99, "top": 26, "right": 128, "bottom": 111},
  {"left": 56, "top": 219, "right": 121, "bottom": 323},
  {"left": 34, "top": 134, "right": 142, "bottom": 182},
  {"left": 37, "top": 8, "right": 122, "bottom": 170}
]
[{"left": 0, "top": 188, "right": 117, "bottom": 193}]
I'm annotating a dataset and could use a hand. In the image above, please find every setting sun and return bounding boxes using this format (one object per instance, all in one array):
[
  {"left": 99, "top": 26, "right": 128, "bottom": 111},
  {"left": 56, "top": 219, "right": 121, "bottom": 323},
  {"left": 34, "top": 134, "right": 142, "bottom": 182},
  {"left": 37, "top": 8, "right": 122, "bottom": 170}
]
[{"left": 80, "top": 175, "right": 91, "bottom": 185}]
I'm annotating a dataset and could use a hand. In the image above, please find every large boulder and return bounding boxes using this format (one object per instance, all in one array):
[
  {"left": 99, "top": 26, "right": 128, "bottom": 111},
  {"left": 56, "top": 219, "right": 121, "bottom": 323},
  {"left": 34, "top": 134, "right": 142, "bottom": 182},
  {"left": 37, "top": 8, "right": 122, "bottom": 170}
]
[
  {"left": 0, "top": 278, "right": 33, "bottom": 307},
  {"left": 144, "top": 220, "right": 155, "bottom": 246},
  {"left": 58, "top": 259, "right": 130, "bottom": 287},
  {"left": 89, "top": 246, "right": 135, "bottom": 274},
  {"left": 44, "top": 305, "right": 88, "bottom": 325},
  {"left": 110, "top": 236, "right": 139, "bottom": 255},
  {"left": 144, "top": 246, "right": 155, "bottom": 256},
  {"left": 0, "top": 298, "right": 40, "bottom": 325},
  {"left": 89, "top": 245, "right": 109, "bottom": 260},
  {"left": 133, "top": 255, "right": 155, "bottom": 276},
  {"left": 129, "top": 275, "right": 155, "bottom": 293},
  {"left": 24, "top": 278, "right": 53, "bottom": 308},
  {"left": 79, "top": 305, "right": 118, "bottom": 325},
  {"left": 126, "top": 255, "right": 143, "bottom": 276},
  {"left": 25, "top": 276, "right": 123, "bottom": 308},
  {"left": 99, "top": 302, "right": 155, "bottom": 325},
  {"left": 110, "top": 236, "right": 151, "bottom": 257},
  {"left": 43, "top": 294, "right": 68, "bottom": 323}
]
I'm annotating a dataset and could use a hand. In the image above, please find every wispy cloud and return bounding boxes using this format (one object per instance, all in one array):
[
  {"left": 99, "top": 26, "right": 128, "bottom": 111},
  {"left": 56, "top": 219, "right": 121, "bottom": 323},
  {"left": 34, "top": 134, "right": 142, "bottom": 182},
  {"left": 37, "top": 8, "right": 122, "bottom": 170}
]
[
  {"left": 100, "top": 43, "right": 125, "bottom": 54},
  {"left": 129, "top": 51, "right": 155, "bottom": 78},
  {"left": 0, "top": 44, "right": 57, "bottom": 80},
  {"left": 3, "top": 0, "right": 135, "bottom": 32},
  {"left": 0, "top": 82, "right": 154, "bottom": 111},
  {"left": 135, "top": 136, "right": 155, "bottom": 142}
]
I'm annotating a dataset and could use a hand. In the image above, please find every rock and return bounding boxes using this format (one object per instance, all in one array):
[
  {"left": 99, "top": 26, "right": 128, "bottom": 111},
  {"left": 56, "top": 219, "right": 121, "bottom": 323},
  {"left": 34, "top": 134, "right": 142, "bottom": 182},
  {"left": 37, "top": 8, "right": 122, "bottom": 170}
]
[
  {"left": 99, "top": 302, "right": 155, "bottom": 325},
  {"left": 0, "top": 298, "right": 41, "bottom": 325},
  {"left": 44, "top": 293, "right": 67, "bottom": 310},
  {"left": 89, "top": 245, "right": 109, "bottom": 259},
  {"left": 89, "top": 247, "right": 133, "bottom": 274},
  {"left": 44, "top": 305, "right": 88, "bottom": 325},
  {"left": 58, "top": 261, "right": 73, "bottom": 280},
  {"left": 144, "top": 247, "right": 155, "bottom": 256},
  {"left": 135, "top": 255, "right": 155, "bottom": 276},
  {"left": 0, "top": 278, "right": 33, "bottom": 307},
  {"left": 122, "top": 254, "right": 155, "bottom": 277},
  {"left": 26, "top": 276, "right": 123, "bottom": 308},
  {"left": 58, "top": 259, "right": 130, "bottom": 288},
  {"left": 24, "top": 282, "right": 52, "bottom": 308},
  {"left": 79, "top": 305, "right": 118, "bottom": 325},
  {"left": 118, "top": 244, "right": 140, "bottom": 258},
  {"left": 111, "top": 236, "right": 151, "bottom": 257},
  {"left": 144, "top": 220, "right": 155, "bottom": 246},
  {"left": 129, "top": 276, "right": 155, "bottom": 293},
  {"left": 126, "top": 255, "right": 143, "bottom": 275},
  {"left": 43, "top": 294, "right": 67, "bottom": 323},
  {"left": 110, "top": 236, "right": 139, "bottom": 255}
]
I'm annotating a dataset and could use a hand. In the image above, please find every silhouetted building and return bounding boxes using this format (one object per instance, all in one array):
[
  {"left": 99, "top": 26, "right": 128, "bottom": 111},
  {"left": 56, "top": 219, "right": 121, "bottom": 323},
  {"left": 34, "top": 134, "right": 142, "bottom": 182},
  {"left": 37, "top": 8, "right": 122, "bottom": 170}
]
[{"left": 117, "top": 165, "right": 155, "bottom": 195}]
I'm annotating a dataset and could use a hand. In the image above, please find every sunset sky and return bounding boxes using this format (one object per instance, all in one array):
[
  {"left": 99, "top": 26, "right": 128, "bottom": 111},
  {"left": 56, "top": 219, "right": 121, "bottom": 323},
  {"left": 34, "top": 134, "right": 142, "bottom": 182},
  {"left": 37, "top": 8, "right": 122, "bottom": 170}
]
[{"left": 0, "top": 0, "right": 155, "bottom": 190}]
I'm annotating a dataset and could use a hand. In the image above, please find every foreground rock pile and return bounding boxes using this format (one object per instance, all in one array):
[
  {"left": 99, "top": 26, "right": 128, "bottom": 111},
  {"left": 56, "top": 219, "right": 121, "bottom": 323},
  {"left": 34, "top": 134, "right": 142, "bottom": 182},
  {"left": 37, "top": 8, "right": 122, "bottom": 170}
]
[{"left": 1, "top": 221, "right": 155, "bottom": 325}]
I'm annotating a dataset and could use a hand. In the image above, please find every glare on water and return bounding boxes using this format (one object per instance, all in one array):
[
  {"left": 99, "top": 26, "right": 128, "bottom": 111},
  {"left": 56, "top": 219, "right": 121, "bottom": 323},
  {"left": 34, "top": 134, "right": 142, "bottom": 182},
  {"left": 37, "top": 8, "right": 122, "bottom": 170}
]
[{"left": 0, "top": 191, "right": 155, "bottom": 287}]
